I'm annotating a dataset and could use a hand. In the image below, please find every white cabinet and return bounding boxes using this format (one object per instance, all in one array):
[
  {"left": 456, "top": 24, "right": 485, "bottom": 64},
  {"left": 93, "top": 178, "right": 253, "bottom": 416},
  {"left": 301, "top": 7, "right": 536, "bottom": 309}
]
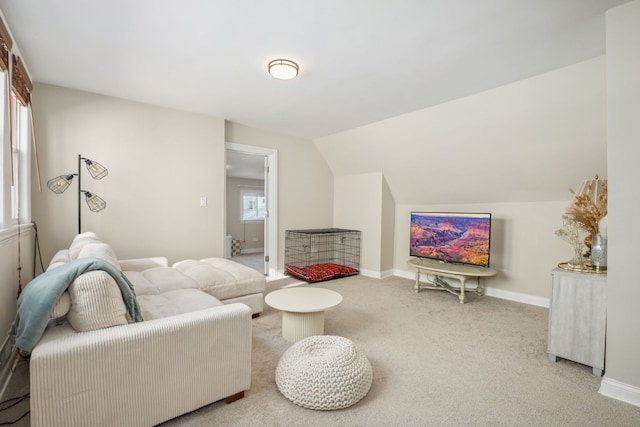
[{"left": 547, "top": 268, "right": 607, "bottom": 376}]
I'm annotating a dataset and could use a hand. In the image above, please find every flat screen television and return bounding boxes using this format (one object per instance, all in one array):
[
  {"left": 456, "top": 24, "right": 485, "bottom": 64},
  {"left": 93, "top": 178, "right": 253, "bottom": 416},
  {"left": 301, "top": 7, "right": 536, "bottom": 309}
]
[{"left": 410, "top": 212, "right": 491, "bottom": 267}]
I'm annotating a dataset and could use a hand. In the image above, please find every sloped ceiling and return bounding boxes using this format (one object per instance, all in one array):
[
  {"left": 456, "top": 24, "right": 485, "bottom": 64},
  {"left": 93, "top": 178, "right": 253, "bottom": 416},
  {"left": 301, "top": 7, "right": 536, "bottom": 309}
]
[
  {"left": 314, "top": 57, "right": 607, "bottom": 205},
  {"left": 0, "top": 0, "right": 629, "bottom": 140}
]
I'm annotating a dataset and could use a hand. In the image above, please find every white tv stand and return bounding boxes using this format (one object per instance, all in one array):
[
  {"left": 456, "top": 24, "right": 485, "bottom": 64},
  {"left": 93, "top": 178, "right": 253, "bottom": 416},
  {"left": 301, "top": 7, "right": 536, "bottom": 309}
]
[{"left": 408, "top": 258, "right": 497, "bottom": 304}]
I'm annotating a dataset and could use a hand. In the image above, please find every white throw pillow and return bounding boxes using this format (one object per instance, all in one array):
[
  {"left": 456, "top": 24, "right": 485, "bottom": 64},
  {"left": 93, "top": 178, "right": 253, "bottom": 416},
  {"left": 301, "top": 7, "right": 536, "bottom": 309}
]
[
  {"left": 43, "top": 258, "right": 72, "bottom": 320},
  {"left": 69, "top": 232, "right": 101, "bottom": 260},
  {"left": 48, "top": 249, "right": 70, "bottom": 267},
  {"left": 72, "top": 231, "right": 99, "bottom": 241},
  {"left": 77, "top": 242, "right": 121, "bottom": 271},
  {"left": 50, "top": 292, "right": 71, "bottom": 321},
  {"left": 46, "top": 261, "right": 67, "bottom": 271},
  {"left": 67, "top": 270, "right": 128, "bottom": 332}
]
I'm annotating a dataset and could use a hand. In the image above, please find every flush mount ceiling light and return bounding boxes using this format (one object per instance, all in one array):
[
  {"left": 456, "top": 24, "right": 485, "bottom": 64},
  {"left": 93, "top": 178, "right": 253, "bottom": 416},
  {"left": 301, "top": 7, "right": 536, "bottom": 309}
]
[{"left": 268, "top": 59, "right": 299, "bottom": 80}]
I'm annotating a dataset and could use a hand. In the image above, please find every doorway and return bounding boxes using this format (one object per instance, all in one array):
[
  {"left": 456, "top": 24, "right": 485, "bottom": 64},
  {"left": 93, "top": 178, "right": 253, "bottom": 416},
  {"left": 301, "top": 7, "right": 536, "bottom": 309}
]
[{"left": 225, "top": 142, "right": 278, "bottom": 277}]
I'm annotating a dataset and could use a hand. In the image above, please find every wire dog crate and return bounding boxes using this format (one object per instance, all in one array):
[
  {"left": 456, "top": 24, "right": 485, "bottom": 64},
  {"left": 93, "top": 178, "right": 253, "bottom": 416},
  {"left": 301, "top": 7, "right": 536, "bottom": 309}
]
[{"left": 285, "top": 228, "right": 361, "bottom": 282}]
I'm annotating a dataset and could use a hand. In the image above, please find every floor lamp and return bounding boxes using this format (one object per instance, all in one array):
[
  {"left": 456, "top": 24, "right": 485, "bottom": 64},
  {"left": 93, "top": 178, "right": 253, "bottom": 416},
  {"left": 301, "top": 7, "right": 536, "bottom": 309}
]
[{"left": 47, "top": 154, "right": 108, "bottom": 234}]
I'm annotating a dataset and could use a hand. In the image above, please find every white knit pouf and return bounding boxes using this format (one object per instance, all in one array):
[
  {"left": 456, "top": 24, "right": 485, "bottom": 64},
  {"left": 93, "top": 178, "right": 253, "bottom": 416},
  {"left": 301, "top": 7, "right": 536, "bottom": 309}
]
[{"left": 275, "top": 335, "right": 373, "bottom": 410}]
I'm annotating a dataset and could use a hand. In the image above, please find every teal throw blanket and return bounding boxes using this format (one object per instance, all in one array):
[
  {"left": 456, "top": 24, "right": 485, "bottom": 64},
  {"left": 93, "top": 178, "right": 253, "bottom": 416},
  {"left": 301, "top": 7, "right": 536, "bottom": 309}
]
[{"left": 9, "top": 257, "right": 143, "bottom": 353}]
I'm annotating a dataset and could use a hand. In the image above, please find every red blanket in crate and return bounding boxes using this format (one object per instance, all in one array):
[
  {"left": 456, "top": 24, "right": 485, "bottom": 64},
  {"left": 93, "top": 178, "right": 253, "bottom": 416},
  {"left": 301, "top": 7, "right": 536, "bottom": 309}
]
[{"left": 285, "top": 263, "right": 358, "bottom": 283}]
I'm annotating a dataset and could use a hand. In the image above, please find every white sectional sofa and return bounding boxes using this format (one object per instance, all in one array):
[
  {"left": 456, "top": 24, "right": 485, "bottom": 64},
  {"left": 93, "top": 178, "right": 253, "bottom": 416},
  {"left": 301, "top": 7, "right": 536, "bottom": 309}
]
[{"left": 25, "top": 232, "right": 266, "bottom": 427}]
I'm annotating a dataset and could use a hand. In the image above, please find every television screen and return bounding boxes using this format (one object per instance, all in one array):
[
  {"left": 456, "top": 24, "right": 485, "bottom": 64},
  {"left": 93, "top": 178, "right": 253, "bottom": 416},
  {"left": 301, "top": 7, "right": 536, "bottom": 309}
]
[{"left": 410, "top": 212, "right": 491, "bottom": 267}]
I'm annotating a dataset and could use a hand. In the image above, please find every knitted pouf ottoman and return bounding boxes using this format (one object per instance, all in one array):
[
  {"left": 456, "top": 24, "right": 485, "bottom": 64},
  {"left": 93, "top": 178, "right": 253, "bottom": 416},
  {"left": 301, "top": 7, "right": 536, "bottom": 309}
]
[{"left": 275, "top": 335, "right": 373, "bottom": 410}]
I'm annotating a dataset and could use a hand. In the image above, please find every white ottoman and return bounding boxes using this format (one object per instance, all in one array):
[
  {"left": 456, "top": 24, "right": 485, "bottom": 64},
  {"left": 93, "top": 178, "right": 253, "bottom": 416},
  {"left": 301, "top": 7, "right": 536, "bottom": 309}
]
[{"left": 275, "top": 335, "right": 373, "bottom": 410}]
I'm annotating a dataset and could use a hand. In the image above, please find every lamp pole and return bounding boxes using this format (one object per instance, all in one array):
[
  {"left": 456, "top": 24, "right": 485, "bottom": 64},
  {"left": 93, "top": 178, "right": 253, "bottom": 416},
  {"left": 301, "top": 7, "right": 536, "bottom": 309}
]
[{"left": 77, "top": 154, "right": 82, "bottom": 234}]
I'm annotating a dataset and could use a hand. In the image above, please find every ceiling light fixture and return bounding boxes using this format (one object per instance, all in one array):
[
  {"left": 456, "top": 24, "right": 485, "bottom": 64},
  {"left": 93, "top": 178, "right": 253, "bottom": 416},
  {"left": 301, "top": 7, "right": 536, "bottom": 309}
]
[{"left": 268, "top": 59, "right": 299, "bottom": 80}]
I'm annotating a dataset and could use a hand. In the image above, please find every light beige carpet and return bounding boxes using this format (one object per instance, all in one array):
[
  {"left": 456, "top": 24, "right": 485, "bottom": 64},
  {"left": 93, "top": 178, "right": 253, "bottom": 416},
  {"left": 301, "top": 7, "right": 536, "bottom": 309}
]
[
  {"left": 3, "top": 275, "right": 640, "bottom": 426},
  {"left": 161, "top": 275, "right": 640, "bottom": 426}
]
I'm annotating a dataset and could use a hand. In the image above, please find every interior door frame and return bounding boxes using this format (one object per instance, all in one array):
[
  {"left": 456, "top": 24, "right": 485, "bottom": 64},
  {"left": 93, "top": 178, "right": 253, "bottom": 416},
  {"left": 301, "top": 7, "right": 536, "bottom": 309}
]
[{"left": 225, "top": 142, "right": 278, "bottom": 277}]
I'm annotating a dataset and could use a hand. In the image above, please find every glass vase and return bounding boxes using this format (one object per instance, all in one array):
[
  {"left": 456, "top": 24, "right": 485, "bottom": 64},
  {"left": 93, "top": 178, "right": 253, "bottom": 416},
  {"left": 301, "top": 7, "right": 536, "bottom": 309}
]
[
  {"left": 567, "top": 245, "right": 584, "bottom": 268},
  {"left": 590, "top": 234, "right": 607, "bottom": 271}
]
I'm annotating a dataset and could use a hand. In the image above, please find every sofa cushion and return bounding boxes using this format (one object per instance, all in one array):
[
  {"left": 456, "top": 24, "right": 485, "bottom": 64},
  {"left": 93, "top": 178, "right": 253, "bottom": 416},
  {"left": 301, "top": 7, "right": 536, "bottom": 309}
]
[
  {"left": 118, "top": 257, "right": 169, "bottom": 272},
  {"left": 40, "top": 258, "right": 74, "bottom": 320},
  {"left": 45, "top": 258, "right": 74, "bottom": 320},
  {"left": 77, "top": 242, "right": 121, "bottom": 271},
  {"left": 47, "top": 261, "right": 67, "bottom": 271},
  {"left": 50, "top": 292, "right": 71, "bottom": 321},
  {"left": 67, "top": 270, "right": 129, "bottom": 332},
  {"left": 137, "top": 289, "right": 223, "bottom": 320},
  {"left": 48, "top": 239, "right": 122, "bottom": 323},
  {"left": 172, "top": 258, "right": 266, "bottom": 301},
  {"left": 69, "top": 232, "right": 101, "bottom": 260},
  {"left": 48, "top": 249, "right": 70, "bottom": 268},
  {"left": 123, "top": 267, "right": 200, "bottom": 296}
]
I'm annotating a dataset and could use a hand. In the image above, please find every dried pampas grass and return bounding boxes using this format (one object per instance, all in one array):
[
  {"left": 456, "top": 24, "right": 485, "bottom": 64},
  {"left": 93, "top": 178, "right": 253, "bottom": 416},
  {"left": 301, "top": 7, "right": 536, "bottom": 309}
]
[{"left": 567, "top": 179, "right": 607, "bottom": 235}]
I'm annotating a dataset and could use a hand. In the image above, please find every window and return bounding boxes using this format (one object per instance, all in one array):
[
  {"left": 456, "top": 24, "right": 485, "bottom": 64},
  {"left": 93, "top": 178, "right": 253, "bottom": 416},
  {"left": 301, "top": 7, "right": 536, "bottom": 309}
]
[
  {"left": 0, "top": 71, "right": 7, "bottom": 227},
  {"left": 10, "top": 93, "right": 30, "bottom": 224},
  {"left": 0, "top": 20, "right": 33, "bottom": 239},
  {"left": 241, "top": 188, "right": 265, "bottom": 222},
  {"left": 0, "top": 58, "right": 32, "bottom": 230}
]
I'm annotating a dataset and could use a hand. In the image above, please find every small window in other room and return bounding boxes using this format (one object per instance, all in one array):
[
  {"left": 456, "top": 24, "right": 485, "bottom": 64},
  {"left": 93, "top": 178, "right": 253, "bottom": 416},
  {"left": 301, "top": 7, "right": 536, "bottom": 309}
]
[{"left": 241, "top": 188, "right": 265, "bottom": 222}]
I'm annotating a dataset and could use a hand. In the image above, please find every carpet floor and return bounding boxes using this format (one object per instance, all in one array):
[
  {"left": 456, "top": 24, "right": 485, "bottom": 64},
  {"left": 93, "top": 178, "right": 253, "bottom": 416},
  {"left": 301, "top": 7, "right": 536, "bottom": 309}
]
[
  {"left": 161, "top": 275, "right": 640, "bottom": 426},
  {"left": 3, "top": 274, "right": 640, "bottom": 426}
]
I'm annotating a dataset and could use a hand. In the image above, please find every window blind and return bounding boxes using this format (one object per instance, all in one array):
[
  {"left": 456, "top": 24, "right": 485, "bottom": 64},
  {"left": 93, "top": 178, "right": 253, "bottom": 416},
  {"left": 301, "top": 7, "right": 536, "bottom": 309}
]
[
  {"left": 0, "top": 18, "right": 12, "bottom": 71},
  {"left": 11, "top": 55, "right": 32, "bottom": 106}
]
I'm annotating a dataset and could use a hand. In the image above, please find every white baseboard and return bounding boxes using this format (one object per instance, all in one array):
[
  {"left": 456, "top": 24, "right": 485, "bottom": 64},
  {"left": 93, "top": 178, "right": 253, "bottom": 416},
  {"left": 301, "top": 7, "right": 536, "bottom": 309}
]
[
  {"left": 599, "top": 377, "right": 640, "bottom": 408},
  {"left": 266, "top": 271, "right": 288, "bottom": 282},
  {"left": 393, "top": 269, "right": 549, "bottom": 308},
  {"left": 240, "top": 248, "right": 263, "bottom": 255},
  {"left": 483, "top": 287, "right": 549, "bottom": 308},
  {"left": 360, "top": 268, "right": 394, "bottom": 279},
  {"left": 392, "top": 269, "right": 414, "bottom": 281},
  {"left": 379, "top": 269, "right": 394, "bottom": 279}
]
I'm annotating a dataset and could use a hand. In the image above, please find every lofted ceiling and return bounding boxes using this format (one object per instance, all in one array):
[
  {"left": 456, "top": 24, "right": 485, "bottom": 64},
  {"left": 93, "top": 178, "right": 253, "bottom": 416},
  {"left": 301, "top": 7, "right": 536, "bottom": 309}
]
[{"left": 0, "top": 0, "right": 630, "bottom": 140}]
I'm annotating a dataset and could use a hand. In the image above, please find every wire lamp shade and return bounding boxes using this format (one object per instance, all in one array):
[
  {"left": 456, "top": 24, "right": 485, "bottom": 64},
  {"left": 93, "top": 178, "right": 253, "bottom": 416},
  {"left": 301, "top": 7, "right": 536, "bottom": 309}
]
[
  {"left": 46, "top": 154, "right": 109, "bottom": 233},
  {"left": 47, "top": 174, "right": 75, "bottom": 194},
  {"left": 83, "top": 192, "right": 107, "bottom": 212},
  {"left": 84, "top": 159, "right": 108, "bottom": 179}
]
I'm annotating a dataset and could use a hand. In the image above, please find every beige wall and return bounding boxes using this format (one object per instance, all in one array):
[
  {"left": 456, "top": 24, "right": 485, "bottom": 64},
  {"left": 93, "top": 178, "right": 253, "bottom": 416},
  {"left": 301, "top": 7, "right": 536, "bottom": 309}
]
[
  {"left": 226, "top": 177, "right": 264, "bottom": 252},
  {"left": 224, "top": 122, "right": 334, "bottom": 271},
  {"left": 333, "top": 172, "right": 396, "bottom": 276},
  {"left": 32, "top": 84, "right": 226, "bottom": 265},
  {"left": 334, "top": 173, "right": 383, "bottom": 274},
  {"left": 380, "top": 176, "right": 396, "bottom": 273},
  {"left": 604, "top": 0, "right": 640, "bottom": 395},
  {"left": 316, "top": 57, "right": 607, "bottom": 300},
  {"left": 30, "top": 85, "right": 334, "bottom": 273}
]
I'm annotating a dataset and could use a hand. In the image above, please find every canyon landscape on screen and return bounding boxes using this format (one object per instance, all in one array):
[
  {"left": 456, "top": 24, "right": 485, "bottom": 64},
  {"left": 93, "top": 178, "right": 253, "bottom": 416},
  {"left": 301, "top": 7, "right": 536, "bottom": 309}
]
[{"left": 410, "top": 212, "right": 491, "bottom": 267}]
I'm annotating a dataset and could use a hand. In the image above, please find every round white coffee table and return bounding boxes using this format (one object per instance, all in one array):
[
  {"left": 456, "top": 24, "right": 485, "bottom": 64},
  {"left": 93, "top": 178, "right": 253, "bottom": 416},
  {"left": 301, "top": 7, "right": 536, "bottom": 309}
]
[{"left": 265, "top": 287, "right": 343, "bottom": 342}]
